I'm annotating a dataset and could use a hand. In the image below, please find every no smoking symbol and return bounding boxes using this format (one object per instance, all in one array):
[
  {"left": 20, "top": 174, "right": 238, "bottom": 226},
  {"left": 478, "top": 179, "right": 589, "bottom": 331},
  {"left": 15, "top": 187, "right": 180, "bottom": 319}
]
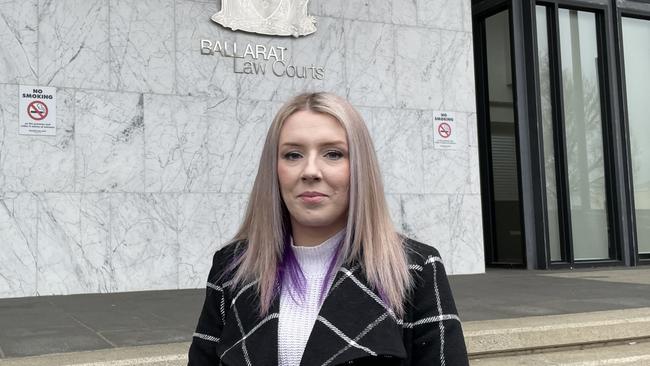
[
  {"left": 27, "top": 101, "right": 48, "bottom": 121},
  {"left": 438, "top": 122, "right": 452, "bottom": 138}
]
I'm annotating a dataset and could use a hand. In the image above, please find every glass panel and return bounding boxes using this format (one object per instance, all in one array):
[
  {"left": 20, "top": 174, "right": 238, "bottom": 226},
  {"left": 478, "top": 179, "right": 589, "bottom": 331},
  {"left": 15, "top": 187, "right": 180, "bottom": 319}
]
[
  {"left": 485, "top": 10, "right": 523, "bottom": 263},
  {"left": 558, "top": 9, "right": 611, "bottom": 260},
  {"left": 536, "top": 5, "right": 563, "bottom": 261},
  {"left": 622, "top": 17, "right": 650, "bottom": 255}
]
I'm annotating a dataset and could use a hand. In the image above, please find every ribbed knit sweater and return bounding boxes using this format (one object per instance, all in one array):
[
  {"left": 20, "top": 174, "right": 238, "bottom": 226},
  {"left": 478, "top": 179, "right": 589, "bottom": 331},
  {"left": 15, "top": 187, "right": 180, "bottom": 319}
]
[{"left": 278, "top": 230, "right": 344, "bottom": 366}]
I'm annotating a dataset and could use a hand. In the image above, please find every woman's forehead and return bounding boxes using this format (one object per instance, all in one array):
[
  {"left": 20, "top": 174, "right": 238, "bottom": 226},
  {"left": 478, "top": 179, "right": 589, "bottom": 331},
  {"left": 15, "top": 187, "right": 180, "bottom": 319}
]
[{"left": 279, "top": 110, "right": 347, "bottom": 144}]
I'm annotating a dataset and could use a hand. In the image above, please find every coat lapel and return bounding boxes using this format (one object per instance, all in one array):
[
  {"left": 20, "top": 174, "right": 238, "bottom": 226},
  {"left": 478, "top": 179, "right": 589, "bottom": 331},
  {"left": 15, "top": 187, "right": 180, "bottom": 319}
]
[
  {"left": 216, "top": 283, "right": 281, "bottom": 366},
  {"left": 300, "top": 264, "right": 407, "bottom": 366},
  {"left": 216, "top": 264, "right": 406, "bottom": 366}
]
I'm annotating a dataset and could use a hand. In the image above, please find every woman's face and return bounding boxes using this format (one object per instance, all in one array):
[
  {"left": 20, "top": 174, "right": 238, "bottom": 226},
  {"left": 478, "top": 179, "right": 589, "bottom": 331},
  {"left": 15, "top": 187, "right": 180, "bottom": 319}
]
[{"left": 277, "top": 110, "right": 350, "bottom": 239}]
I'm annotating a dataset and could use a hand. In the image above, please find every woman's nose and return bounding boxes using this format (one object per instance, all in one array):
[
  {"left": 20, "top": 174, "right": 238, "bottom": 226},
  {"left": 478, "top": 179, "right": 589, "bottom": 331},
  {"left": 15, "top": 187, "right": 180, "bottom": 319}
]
[{"left": 301, "top": 155, "right": 322, "bottom": 181}]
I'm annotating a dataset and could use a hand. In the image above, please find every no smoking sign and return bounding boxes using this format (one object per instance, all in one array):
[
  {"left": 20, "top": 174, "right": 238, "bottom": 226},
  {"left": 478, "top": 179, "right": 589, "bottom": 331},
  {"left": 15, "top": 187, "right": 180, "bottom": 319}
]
[
  {"left": 433, "top": 111, "right": 457, "bottom": 150},
  {"left": 19, "top": 85, "right": 56, "bottom": 136},
  {"left": 27, "top": 101, "right": 49, "bottom": 121},
  {"left": 438, "top": 122, "right": 452, "bottom": 138}
]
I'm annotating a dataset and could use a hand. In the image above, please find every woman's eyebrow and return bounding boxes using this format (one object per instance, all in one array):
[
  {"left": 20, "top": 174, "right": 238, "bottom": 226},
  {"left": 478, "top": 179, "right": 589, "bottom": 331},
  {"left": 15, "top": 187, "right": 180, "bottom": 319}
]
[
  {"left": 279, "top": 140, "right": 347, "bottom": 147},
  {"left": 279, "top": 142, "right": 304, "bottom": 148},
  {"left": 320, "top": 140, "right": 347, "bottom": 147}
]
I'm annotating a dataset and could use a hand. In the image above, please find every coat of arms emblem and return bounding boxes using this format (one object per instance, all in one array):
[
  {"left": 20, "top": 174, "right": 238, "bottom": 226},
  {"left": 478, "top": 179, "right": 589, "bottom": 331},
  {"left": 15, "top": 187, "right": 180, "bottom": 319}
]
[{"left": 212, "top": 0, "right": 316, "bottom": 37}]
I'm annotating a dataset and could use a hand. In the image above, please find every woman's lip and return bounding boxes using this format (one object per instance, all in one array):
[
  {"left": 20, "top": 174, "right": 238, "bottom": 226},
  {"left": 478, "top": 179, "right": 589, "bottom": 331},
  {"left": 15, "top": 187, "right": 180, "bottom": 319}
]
[
  {"left": 298, "top": 192, "right": 327, "bottom": 197},
  {"left": 299, "top": 195, "right": 326, "bottom": 204}
]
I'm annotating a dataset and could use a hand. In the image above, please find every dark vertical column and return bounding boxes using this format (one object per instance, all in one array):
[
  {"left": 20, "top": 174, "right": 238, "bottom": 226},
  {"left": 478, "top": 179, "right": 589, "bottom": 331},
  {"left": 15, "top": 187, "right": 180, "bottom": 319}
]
[
  {"left": 510, "top": 0, "right": 548, "bottom": 269},
  {"left": 608, "top": 0, "right": 635, "bottom": 266}
]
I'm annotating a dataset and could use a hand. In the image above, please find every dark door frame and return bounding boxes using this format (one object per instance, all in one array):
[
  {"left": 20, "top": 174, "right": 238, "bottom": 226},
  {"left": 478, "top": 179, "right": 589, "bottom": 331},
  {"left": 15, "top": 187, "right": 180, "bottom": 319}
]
[{"left": 473, "top": 1, "right": 529, "bottom": 268}]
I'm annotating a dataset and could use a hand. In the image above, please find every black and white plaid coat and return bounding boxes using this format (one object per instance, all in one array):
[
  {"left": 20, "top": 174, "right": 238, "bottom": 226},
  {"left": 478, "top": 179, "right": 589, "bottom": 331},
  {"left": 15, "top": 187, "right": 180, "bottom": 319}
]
[{"left": 188, "top": 238, "right": 469, "bottom": 366}]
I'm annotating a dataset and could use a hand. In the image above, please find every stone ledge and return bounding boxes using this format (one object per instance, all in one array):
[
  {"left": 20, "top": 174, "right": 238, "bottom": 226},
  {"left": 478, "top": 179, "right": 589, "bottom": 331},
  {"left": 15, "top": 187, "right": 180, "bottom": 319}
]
[{"left": 463, "top": 307, "right": 650, "bottom": 356}]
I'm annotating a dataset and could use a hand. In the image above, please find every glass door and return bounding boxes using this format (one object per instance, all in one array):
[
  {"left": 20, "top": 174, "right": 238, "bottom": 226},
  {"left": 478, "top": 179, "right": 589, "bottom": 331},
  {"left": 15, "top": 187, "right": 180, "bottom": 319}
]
[
  {"left": 535, "top": 4, "right": 617, "bottom": 263},
  {"left": 475, "top": 6, "right": 527, "bottom": 267},
  {"left": 621, "top": 16, "right": 650, "bottom": 260}
]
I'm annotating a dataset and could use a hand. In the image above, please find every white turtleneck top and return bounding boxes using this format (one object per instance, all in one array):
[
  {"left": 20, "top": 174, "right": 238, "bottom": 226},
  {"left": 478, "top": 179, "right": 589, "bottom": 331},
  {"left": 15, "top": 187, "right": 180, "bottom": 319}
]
[{"left": 278, "top": 230, "right": 345, "bottom": 366}]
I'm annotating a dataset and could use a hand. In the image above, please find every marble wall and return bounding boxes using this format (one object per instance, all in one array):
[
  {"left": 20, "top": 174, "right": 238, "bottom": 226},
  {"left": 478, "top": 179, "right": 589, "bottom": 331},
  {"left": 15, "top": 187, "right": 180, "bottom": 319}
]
[{"left": 0, "top": 0, "right": 483, "bottom": 298}]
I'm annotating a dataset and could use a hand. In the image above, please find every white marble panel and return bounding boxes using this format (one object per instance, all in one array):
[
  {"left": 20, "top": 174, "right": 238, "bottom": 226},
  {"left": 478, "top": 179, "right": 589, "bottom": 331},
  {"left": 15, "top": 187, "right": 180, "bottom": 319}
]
[
  {"left": 469, "top": 146, "right": 481, "bottom": 195},
  {"left": 0, "top": 193, "right": 38, "bottom": 298},
  {"left": 209, "top": 99, "right": 277, "bottom": 193},
  {"left": 417, "top": 0, "right": 466, "bottom": 31},
  {"left": 315, "top": 0, "right": 362, "bottom": 18},
  {"left": 438, "top": 30, "right": 476, "bottom": 112},
  {"left": 234, "top": 32, "right": 295, "bottom": 102},
  {"left": 291, "top": 17, "right": 345, "bottom": 97},
  {"left": 0, "top": 85, "right": 75, "bottom": 192},
  {"left": 392, "top": 0, "right": 417, "bottom": 26},
  {"left": 75, "top": 91, "right": 144, "bottom": 192},
  {"left": 397, "top": 28, "right": 475, "bottom": 112},
  {"left": 314, "top": 0, "right": 365, "bottom": 20},
  {"left": 36, "top": 193, "right": 113, "bottom": 295},
  {"left": 467, "top": 112, "right": 478, "bottom": 147},
  {"left": 399, "top": 194, "right": 452, "bottom": 255},
  {"left": 0, "top": 0, "right": 38, "bottom": 84},
  {"left": 369, "top": 108, "right": 425, "bottom": 194},
  {"left": 175, "top": 0, "right": 237, "bottom": 98},
  {"left": 110, "top": 193, "right": 178, "bottom": 291},
  {"left": 109, "top": 0, "right": 175, "bottom": 93},
  {"left": 313, "top": 0, "right": 390, "bottom": 23},
  {"left": 462, "top": 0, "right": 473, "bottom": 33},
  {"left": 345, "top": 20, "right": 395, "bottom": 107},
  {"left": 178, "top": 193, "right": 245, "bottom": 288},
  {"left": 144, "top": 94, "right": 211, "bottom": 192},
  {"left": 38, "top": 0, "right": 110, "bottom": 88},
  {"left": 447, "top": 194, "right": 485, "bottom": 274},
  {"left": 395, "top": 26, "right": 442, "bottom": 110},
  {"left": 368, "top": 0, "right": 392, "bottom": 24}
]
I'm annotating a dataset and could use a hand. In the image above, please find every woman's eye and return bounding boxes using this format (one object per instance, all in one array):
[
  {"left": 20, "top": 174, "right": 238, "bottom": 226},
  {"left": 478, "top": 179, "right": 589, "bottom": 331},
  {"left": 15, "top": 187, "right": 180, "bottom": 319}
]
[
  {"left": 283, "top": 152, "right": 302, "bottom": 160},
  {"left": 324, "top": 150, "right": 344, "bottom": 160}
]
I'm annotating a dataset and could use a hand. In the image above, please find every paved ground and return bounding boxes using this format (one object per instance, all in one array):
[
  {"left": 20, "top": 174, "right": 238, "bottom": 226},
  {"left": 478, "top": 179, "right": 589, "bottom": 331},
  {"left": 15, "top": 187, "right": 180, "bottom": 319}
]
[
  {"left": 0, "top": 290, "right": 202, "bottom": 359},
  {"left": 1, "top": 267, "right": 649, "bottom": 360},
  {"left": 452, "top": 267, "right": 650, "bottom": 321}
]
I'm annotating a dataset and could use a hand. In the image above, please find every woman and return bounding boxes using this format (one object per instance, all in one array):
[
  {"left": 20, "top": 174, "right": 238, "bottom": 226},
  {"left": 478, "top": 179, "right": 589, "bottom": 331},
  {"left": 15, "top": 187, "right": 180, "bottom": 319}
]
[{"left": 188, "top": 92, "right": 468, "bottom": 366}]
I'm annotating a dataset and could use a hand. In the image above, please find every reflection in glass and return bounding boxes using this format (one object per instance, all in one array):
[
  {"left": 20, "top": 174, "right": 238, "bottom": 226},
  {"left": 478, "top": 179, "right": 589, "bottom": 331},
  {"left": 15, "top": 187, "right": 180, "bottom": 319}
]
[
  {"left": 622, "top": 17, "right": 650, "bottom": 255},
  {"left": 558, "top": 9, "right": 610, "bottom": 260},
  {"left": 485, "top": 10, "right": 523, "bottom": 264},
  {"left": 536, "top": 6, "right": 563, "bottom": 261}
]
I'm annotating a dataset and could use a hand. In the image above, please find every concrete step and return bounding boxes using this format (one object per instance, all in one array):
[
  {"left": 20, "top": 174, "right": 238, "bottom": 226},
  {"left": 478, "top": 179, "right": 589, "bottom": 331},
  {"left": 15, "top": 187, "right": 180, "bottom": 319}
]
[
  {"left": 464, "top": 307, "right": 650, "bottom": 357},
  {"left": 0, "top": 343, "right": 190, "bottom": 366},
  {"left": 471, "top": 339, "right": 650, "bottom": 365},
  {"left": 2, "top": 308, "right": 650, "bottom": 365}
]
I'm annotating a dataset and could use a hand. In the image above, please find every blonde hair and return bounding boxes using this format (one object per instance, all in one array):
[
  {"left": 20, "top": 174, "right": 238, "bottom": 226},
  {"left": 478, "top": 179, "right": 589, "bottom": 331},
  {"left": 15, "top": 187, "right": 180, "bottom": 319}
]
[{"left": 229, "top": 92, "right": 413, "bottom": 316}]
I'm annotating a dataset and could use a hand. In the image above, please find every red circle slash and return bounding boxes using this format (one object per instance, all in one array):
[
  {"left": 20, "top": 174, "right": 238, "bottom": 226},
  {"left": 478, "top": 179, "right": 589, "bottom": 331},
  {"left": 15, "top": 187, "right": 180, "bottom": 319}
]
[
  {"left": 27, "top": 101, "right": 48, "bottom": 121},
  {"left": 438, "top": 122, "right": 452, "bottom": 138}
]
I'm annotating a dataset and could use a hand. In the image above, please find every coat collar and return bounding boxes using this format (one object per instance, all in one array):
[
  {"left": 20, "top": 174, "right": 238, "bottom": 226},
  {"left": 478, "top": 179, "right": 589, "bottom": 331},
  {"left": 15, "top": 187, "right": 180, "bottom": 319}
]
[{"left": 216, "top": 263, "right": 406, "bottom": 366}]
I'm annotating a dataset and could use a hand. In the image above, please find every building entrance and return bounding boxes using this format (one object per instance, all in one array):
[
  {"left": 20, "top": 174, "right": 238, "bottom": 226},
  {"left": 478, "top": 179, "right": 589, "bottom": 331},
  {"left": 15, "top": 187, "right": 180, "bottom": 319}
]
[{"left": 473, "top": 0, "right": 650, "bottom": 269}]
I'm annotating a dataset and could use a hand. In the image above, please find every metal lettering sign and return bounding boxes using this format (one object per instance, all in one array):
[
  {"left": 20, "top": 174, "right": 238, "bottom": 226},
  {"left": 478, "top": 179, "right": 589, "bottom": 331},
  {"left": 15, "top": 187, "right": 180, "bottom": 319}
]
[
  {"left": 212, "top": 0, "right": 316, "bottom": 37},
  {"left": 200, "top": 39, "right": 326, "bottom": 79}
]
